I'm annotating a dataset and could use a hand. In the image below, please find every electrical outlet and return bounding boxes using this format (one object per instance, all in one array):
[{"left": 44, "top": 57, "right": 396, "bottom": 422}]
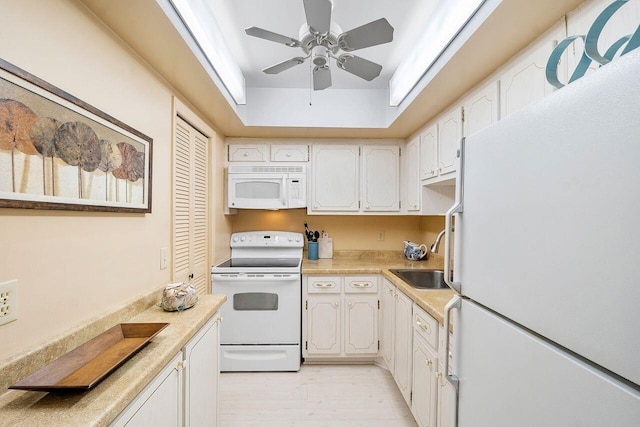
[
  {"left": 0, "top": 279, "right": 18, "bottom": 326},
  {"left": 377, "top": 231, "right": 385, "bottom": 241},
  {"left": 160, "top": 247, "right": 169, "bottom": 270}
]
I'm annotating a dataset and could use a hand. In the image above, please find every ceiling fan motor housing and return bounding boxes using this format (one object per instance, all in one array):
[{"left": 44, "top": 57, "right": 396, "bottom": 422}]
[{"left": 311, "top": 45, "right": 329, "bottom": 66}]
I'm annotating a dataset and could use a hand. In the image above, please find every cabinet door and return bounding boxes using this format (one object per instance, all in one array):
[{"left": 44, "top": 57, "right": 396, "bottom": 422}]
[
  {"left": 393, "top": 289, "right": 413, "bottom": 405},
  {"left": 463, "top": 80, "right": 500, "bottom": 138},
  {"left": 412, "top": 335, "right": 438, "bottom": 427},
  {"left": 404, "top": 137, "right": 421, "bottom": 212},
  {"left": 344, "top": 295, "right": 379, "bottom": 355},
  {"left": 306, "top": 295, "right": 341, "bottom": 355},
  {"left": 380, "top": 279, "right": 395, "bottom": 371},
  {"left": 437, "top": 107, "right": 462, "bottom": 177},
  {"left": 437, "top": 363, "right": 456, "bottom": 427},
  {"left": 184, "top": 314, "right": 220, "bottom": 427},
  {"left": 228, "top": 144, "right": 267, "bottom": 162},
  {"left": 311, "top": 145, "right": 359, "bottom": 212},
  {"left": 499, "top": 21, "right": 566, "bottom": 119},
  {"left": 111, "top": 353, "right": 183, "bottom": 427},
  {"left": 362, "top": 145, "right": 400, "bottom": 212},
  {"left": 270, "top": 144, "right": 308, "bottom": 162},
  {"left": 420, "top": 124, "right": 438, "bottom": 180}
]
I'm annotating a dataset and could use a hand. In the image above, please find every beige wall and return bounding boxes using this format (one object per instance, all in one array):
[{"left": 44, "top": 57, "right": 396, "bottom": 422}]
[
  {"left": 0, "top": 0, "right": 230, "bottom": 361},
  {"left": 230, "top": 210, "right": 447, "bottom": 252}
]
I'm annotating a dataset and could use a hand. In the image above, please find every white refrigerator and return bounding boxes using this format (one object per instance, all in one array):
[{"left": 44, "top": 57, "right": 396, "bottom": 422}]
[{"left": 443, "top": 50, "right": 640, "bottom": 426}]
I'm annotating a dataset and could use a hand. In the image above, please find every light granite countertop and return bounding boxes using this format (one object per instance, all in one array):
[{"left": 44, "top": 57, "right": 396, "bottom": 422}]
[
  {"left": 0, "top": 294, "right": 226, "bottom": 427},
  {"left": 302, "top": 251, "right": 456, "bottom": 324}
]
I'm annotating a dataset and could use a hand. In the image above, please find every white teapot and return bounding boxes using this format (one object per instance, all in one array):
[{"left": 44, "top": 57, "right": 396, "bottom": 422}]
[{"left": 403, "top": 241, "right": 428, "bottom": 260}]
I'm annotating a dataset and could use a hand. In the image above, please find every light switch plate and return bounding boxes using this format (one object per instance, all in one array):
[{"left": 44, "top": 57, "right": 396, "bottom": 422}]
[{"left": 160, "top": 247, "right": 169, "bottom": 270}]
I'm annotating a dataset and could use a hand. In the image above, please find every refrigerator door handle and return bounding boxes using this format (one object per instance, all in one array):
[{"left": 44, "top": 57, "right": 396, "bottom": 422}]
[
  {"left": 444, "top": 294, "right": 461, "bottom": 392},
  {"left": 444, "top": 137, "right": 465, "bottom": 293}
]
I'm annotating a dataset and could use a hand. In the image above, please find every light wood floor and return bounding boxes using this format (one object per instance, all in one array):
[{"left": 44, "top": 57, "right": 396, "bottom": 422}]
[{"left": 219, "top": 364, "right": 418, "bottom": 426}]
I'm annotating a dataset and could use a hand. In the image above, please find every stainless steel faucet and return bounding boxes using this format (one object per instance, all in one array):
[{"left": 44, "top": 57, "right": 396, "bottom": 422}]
[{"left": 430, "top": 228, "right": 452, "bottom": 254}]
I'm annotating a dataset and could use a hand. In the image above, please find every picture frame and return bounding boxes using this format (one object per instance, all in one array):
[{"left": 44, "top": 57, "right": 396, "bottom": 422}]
[{"left": 0, "top": 58, "right": 152, "bottom": 213}]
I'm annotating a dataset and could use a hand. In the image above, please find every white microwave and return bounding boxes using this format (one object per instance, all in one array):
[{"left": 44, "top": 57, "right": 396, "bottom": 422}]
[{"left": 227, "top": 164, "right": 306, "bottom": 209}]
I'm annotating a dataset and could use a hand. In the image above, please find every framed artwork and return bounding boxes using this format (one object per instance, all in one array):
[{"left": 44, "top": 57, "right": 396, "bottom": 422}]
[{"left": 0, "top": 58, "right": 152, "bottom": 213}]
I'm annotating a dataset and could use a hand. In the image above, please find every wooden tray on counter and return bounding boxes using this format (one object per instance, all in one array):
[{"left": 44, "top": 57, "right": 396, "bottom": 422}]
[{"left": 9, "top": 323, "right": 169, "bottom": 392}]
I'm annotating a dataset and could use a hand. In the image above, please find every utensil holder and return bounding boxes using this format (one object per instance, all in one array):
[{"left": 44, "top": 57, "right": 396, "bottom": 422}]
[{"left": 307, "top": 242, "right": 319, "bottom": 260}]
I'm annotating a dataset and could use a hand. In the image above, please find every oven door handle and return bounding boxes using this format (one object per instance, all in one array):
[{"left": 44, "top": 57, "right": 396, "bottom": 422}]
[{"left": 211, "top": 274, "right": 301, "bottom": 282}]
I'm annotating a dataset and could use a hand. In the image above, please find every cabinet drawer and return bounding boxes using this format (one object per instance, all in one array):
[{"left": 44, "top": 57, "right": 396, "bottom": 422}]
[
  {"left": 414, "top": 305, "right": 438, "bottom": 350},
  {"left": 307, "top": 276, "right": 341, "bottom": 293},
  {"left": 228, "top": 145, "right": 267, "bottom": 162},
  {"left": 270, "top": 144, "right": 308, "bottom": 162},
  {"left": 344, "top": 276, "right": 378, "bottom": 293}
]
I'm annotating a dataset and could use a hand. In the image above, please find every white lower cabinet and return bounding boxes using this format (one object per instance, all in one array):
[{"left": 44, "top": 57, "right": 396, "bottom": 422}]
[
  {"left": 183, "top": 314, "right": 220, "bottom": 427},
  {"left": 411, "top": 304, "right": 440, "bottom": 427},
  {"left": 111, "top": 313, "right": 221, "bottom": 427},
  {"left": 437, "top": 325, "right": 456, "bottom": 427},
  {"left": 304, "top": 275, "right": 379, "bottom": 358},
  {"left": 384, "top": 278, "right": 413, "bottom": 406},
  {"left": 380, "top": 278, "right": 396, "bottom": 370}
]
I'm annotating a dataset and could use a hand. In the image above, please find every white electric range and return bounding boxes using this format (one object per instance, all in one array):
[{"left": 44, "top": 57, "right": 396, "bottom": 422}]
[{"left": 211, "top": 231, "right": 303, "bottom": 372}]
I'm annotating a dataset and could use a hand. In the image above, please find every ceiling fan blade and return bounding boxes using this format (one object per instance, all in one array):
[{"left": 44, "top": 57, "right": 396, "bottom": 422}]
[
  {"left": 337, "top": 54, "right": 382, "bottom": 81},
  {"left": 303, "top": 0, "right": 332, "bottom": 35},
  {"left": 263, "top": 57, "right": 307, "bottom": 74},
  {"left": 245, "top": 26, "right": 300, "bottom": 47},
  {"left": 313, "top": 65, "right": 332, "bottom": 90},
  {"left": 338, "top": 18, "right": 394, "bottom": 52}
]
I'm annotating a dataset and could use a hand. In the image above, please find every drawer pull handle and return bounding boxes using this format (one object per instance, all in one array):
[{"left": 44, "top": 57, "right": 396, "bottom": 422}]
[
  {"left": 416, "top": 319, "right": 430, "bottom": 332},
  {"left": 314, "top": 283, "right": 335, "bottom": 288},
  {"left": 352, "top": 283, "right": 371, "bottom": 288}
]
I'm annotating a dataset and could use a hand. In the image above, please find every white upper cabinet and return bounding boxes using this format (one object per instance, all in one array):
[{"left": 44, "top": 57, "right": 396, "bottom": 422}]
[
  {"left": 310, "top": 145, "right": 360, "bottom": 212},
  {"left": 437, "top": 106, "right": 462, "bottom": 178},
  {"left": 310, "top": 143, "right": 400, "bottom": 214},
  {"left": 499, "top": 20, "right": 567, "bottom": 119},
  {"left": 228, "top": 144, "right": 268, "bottom": 162},
  {"left": 420, "top": 106, "right": 462, "bottom": 185},
  {"left": 270, "top": 144, "right": 309, "bottom": 162},
  {"left": 420, "top": 124, "right": 438, "bottom": 180},
  {"left": 463, "top": 80, "right": 500, "bottom": 138},
  {"left": 404, "top": 136, "right": 421, "bottom": 212},
  {"left": 362, "top": 145, "right": 400, "bottom": 212}
]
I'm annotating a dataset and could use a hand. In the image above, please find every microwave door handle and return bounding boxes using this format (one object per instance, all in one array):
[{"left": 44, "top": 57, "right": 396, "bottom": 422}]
[{"left": 281, "top": 176, "right": 287, "bottom": 207}]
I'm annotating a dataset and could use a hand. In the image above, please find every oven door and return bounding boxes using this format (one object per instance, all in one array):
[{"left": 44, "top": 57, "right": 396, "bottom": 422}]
[
  {"left": 228, "top": 174, "right": 287, "bottom": 209},
  {"left": 211, "top": 273, "right": 300, "bottom": 344}
]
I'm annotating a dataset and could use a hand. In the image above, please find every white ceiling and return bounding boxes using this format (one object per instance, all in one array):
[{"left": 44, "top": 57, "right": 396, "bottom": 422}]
[
  {"left": 80, "top": 0, "right": 586, "bottom": 138},
  {"left": 211, "top": 0, "right": 437, "bottom": 90}
]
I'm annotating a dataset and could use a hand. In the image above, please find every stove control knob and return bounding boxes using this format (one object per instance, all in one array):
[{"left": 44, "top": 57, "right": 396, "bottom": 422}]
[
  {"left": 288, "top": 236, "right": 293, "bottom": 242},
  {"left": 295, "top": 236, "right": 301, "bottom": 242},
  {"left": 240, "top": 236, "right": 246, "bottom": 242},
  {"left": 232, "top": 236, "right": 239, "bottom": 242}
]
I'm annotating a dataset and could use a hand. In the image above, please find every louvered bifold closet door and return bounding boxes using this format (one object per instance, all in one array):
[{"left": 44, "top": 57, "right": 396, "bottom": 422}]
[{"left": 173, "top": 116, "right": 209, "bottom": 295}]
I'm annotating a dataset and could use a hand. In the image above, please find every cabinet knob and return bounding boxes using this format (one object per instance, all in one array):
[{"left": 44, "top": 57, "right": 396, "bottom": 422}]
[
  {"left": 286, "top": 153, "right": 291, "bottom": 157},
  {"left": 313, "top": 204, "right": 318, "bottom": 209},
  {"left": 333, "top": 302, "right": 339, "bottom": 307},
  {"left": 366, "top": 205, "right": 371, "bottom": 209},
  {"left": 348, "top": 302, "right": 353, "bottom": 307},
  {"left": 243, "top": 152, "right": 249, "bottom": 157}
]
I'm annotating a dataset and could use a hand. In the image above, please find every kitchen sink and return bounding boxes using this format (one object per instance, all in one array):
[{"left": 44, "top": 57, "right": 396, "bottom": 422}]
[{"left": 389, "top": 269, "right": 450, "bottom": 290}]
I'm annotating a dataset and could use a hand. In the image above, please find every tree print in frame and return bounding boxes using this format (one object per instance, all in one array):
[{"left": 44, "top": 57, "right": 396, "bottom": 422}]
[{"left": 0, "top": 58, "right": 152, "bottom": 213}]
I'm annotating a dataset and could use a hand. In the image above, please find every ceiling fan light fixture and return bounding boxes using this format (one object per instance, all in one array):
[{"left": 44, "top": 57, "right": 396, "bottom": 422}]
[{"left": 311, "top": 45, "right": 329, "bottom": 67}]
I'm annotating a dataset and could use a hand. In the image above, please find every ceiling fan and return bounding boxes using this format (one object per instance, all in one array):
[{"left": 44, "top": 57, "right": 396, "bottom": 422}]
[{"left": 245, "top": 0, "right": 394, "bottom": 90}]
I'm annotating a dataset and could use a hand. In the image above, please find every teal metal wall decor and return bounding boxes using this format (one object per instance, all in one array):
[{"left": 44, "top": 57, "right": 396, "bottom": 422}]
[{"left": 546, "top": 0, "right": 640, "bottom": 89}]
